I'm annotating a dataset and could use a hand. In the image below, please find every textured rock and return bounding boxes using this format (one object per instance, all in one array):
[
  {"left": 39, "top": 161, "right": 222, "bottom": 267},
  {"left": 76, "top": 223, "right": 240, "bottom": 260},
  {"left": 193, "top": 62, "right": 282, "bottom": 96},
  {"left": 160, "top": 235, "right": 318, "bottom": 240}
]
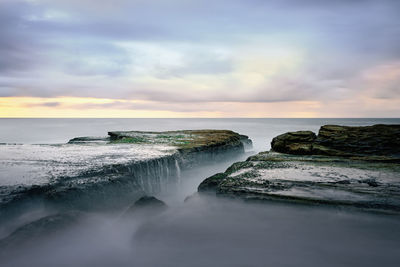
[
  {"left": 2, "top": 130, "right": 251, "bottom": 227},
  {"left": 107, "top": 129, "right": 251, "bottom": 150},
  {"left": 316, "top": 124, "right": 400, "bottom": 156},
  {"left": 107, "top": 130, "right": 252, "bottom": 167},
  {"left": 270, "top": 131, "right": 316, "bottom": 155},
  {"left": 198, "top": 173, "right": 227, "bottom": 193},
  {"left": 199, "top": 124, "right": 400, "bottom": 212},
  {"left": 198, "top": 151, "right": 400, "bottom": 213},
  {"left": 271, "top": 124, "right": 400, "bottom": 160}
]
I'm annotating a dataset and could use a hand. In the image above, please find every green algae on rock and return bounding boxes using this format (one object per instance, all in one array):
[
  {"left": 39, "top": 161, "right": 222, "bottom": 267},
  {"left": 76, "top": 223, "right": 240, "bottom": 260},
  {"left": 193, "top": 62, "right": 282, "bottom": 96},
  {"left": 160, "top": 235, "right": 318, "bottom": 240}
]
[
  {"left": 199, "top": 124, "right": 400, "bottom": 213},
  {"left": 198, "top": 151, "right": 400, "bottom": 213},
  {"left": 1, "top": 130, "right": 251, "bottom": 225},
  {"left": 70, "top": 130, "right": 252, "bottom": 157},
  {"left": 105, "top": 130, "right": 253, "bottom": 168},
  {"left": 107, "top": 130, "right": 250, "bottom": 150}
]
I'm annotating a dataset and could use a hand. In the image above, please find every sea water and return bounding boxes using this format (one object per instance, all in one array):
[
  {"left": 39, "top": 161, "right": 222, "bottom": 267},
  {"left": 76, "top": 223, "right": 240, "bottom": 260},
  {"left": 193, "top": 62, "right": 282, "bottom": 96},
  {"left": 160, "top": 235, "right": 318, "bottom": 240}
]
[{"left": 0, "top": 118, "right": 399, "bottom": 267}]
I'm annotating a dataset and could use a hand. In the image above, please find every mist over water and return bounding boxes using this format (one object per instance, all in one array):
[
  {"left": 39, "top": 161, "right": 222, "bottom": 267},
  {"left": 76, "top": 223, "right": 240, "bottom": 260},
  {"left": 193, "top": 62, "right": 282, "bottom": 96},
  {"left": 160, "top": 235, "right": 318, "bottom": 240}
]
[
  {"left": 2, "top": 196, "right": 400, "bottom": 267},
  {"left": 1, "top": 118, "right": 400, "bottom": 266}
]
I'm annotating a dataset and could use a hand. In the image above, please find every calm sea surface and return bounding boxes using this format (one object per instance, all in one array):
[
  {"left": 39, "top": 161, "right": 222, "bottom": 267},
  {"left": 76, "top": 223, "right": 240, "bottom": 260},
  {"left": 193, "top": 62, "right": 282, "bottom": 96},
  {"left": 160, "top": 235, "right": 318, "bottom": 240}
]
[{"left": 1, "top": 118, "right": 399, "bottom": 151}]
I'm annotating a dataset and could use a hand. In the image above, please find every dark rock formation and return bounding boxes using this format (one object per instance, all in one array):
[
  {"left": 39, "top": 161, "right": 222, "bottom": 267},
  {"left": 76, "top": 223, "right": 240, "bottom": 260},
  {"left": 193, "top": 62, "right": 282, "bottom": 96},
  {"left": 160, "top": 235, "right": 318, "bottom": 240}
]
[
  {"left": 0, "top": 211, "right": 82, "bottom": 252},
  {"left": 67, "top": 136, "right": 110, "bottom": 143},
  {"left": 271, "top": 124, "right": 400, "bottom": 160},
  {"left": 270, "top": 131, "right": 316, "bottom": 155},
  {"left": 199, "top": 124, "right": 400, "bottom": 213},
  {"left": 2, "top": 130, "right": 251, "bottom": 225},
  {"left": 198, "top": 173, "right": 227, "bottom": 193},
  {"left": 129, "top": 196, "right": 167, "bottom": 210},
  {"left": 124, "top": 196, "right": 167, "bottom": 217},
  {"left": 106, "top": 129, "right": 252, "bottom": 168},
  {"left": 198, "top": 151, "right": 400, "bottom": 213}
]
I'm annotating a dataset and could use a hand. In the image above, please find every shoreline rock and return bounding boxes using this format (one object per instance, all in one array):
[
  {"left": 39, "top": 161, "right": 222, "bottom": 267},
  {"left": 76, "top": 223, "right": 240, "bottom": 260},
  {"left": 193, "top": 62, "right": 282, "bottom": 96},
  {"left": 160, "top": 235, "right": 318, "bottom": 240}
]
[
  {"left": 1, "top": 130, "right": 251, "bottom": 225},
  {"left": 199, "top": 124, "right": 400, "bottom": 213},
  {"left": 271, "top": 124, "right": 400, "bottom": 160}
]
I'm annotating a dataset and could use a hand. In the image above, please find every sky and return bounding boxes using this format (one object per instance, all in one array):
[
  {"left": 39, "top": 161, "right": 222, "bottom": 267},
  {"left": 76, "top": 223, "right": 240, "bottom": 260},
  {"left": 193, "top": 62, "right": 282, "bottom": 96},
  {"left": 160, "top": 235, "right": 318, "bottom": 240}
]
[{"left": 0, "top": 0, "right": 399, "bottom": 118}]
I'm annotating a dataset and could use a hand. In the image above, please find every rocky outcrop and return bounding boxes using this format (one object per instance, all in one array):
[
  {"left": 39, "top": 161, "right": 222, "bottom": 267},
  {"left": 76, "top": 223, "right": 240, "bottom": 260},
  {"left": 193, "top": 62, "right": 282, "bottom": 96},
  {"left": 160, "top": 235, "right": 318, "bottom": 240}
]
[
  {"left": 107, "top": 130, "right": 252, "bottom": 167},
  {"left": 199, "top": 124, "right": 400, "bottom": 213},
  {"left": 198, "top": 151, "right": 400, "bottom": 213},
  {"left": 271, "top": 124, "right": 400, "bottom": 160},
  {"left": 124, "top": 196, "right": 167, "bottom": 217},
  {"left": 68, "top": 136, "right": 110, "bottom": 143},
  {"left": 198, "top": 173, "right": 227, "bottom": 193},
  {"left": 1, "top": 130, "right": 251, "bottom": 226},
  {"left": 270, "top": 131, "right": 316, "bottom": 155}
]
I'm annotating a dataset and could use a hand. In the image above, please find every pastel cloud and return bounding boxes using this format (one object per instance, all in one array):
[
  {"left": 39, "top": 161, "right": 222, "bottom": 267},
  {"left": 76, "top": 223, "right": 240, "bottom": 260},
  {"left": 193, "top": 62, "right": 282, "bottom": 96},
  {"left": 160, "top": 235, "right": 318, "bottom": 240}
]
[{"left": 0, "top": 0, "right": 399, "bottom": 117}]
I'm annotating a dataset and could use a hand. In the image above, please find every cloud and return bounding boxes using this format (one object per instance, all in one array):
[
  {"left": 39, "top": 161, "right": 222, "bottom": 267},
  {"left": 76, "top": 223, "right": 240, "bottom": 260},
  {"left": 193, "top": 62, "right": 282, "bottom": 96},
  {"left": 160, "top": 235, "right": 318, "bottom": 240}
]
[
  {"left": 0, "top": 0, "right": 400, "bottom": 116},
  {"left": 357, "top": 62, "right": 400, "bottom": 99},
  {"left": 25, "top": 101, "right": 61, "bottom": 107},
  {"left": 0, "top": 1, "right": 44, "bottom": 73}
]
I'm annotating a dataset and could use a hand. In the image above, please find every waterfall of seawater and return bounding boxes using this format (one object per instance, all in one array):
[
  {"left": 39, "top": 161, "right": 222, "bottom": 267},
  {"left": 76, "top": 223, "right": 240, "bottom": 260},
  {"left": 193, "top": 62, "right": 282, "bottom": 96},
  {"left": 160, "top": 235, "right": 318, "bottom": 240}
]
[
  {"left": 175, "top": 159, "right": 181, "bottom": 184},
  {"left": 132, "top": 155, "right": 181, "bottom": 195},
  {"left": 0, "top": 154, "right": 183, "bottom": 226}
]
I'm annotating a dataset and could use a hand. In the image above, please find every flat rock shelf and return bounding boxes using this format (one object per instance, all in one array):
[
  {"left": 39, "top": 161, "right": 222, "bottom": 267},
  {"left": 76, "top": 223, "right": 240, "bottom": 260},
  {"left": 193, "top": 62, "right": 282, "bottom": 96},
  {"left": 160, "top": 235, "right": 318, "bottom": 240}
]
[
  {"left": 0, "top": 130, "right": 252, "bottom": 224},
  {"left": 198, "top": 124, "right": 400, "bottom": 213}
]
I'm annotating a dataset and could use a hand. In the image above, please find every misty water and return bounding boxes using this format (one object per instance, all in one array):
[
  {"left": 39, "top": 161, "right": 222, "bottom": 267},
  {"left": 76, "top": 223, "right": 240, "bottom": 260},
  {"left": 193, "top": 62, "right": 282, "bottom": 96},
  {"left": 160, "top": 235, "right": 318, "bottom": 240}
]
[{"left": 1, "top": 118, "right": 400, "bottom": 267}]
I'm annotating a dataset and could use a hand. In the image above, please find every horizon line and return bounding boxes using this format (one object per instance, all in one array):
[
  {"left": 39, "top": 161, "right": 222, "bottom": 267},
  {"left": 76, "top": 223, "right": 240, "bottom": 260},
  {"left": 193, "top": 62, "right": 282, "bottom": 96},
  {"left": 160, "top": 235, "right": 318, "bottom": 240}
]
[{"left": 1, "top": 117, "right": 399, "bottom": 119}]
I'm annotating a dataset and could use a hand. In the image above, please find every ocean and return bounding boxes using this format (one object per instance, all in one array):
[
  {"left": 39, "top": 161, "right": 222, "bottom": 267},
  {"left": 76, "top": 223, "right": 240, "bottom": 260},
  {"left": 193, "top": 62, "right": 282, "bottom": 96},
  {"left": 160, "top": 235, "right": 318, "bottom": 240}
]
[
  {"left": 0, "top": 118, "right": 399, "bottom": 267},
  {"left": 1, "top": 118, "right": 399, "bottom": 148}
]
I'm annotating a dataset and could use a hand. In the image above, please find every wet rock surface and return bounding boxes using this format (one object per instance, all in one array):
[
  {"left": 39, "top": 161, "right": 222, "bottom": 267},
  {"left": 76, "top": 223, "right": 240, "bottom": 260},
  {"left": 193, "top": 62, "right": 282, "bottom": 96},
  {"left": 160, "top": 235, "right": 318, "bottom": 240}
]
[
  {"left": 200, "top": 124, "right": 400, "bottom": 213},
  {"left": 107, "top": 130, "right": 252, "bottom": 167},
  {"left": 198, "top": 152, "right": 400, "bottom": 212},
  {"left": 0, "top": 130, "right": 250, "bottom": 226},
  {"left": 107, "top": 129, "right": 251, "bottom": 150},
  {"left": 271, "top": 124, "right": 400, "bottom": 160}
]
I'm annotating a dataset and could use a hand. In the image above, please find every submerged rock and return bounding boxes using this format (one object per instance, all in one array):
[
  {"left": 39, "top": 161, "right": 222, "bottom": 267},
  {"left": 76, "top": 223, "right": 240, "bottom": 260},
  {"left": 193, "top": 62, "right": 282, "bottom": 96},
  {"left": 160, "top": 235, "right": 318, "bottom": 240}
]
[
  {"left": 0, "top": 211, "right": 82, "bottom": 252},
  {"left": 271, "top": 124, "right": 400, "bottom": 160},
  {"left": 125, "top": 196, "right": 167, "bottom": 217}
]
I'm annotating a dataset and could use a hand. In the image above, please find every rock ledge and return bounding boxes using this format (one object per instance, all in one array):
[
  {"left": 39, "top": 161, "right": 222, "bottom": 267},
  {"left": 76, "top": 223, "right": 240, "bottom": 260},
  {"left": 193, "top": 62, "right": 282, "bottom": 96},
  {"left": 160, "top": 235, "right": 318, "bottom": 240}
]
[{"left": 271, "top": 124, "right": 400, "bottom": 160}]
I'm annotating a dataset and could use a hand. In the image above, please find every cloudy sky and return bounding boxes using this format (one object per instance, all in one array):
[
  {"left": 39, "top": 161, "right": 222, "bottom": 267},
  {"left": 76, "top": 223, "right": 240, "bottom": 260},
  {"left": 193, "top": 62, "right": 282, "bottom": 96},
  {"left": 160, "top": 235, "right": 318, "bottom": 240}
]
[{"left": 0, "top": 0, "right": 399, "bottom": 117}]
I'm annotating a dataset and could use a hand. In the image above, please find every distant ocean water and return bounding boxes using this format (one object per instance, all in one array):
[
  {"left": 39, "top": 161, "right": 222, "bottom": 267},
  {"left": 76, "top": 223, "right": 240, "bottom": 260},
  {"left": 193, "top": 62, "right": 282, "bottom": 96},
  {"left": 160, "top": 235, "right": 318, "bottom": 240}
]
[{"left": 1, "top": 118, "right": 399, "bottom": 151}]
